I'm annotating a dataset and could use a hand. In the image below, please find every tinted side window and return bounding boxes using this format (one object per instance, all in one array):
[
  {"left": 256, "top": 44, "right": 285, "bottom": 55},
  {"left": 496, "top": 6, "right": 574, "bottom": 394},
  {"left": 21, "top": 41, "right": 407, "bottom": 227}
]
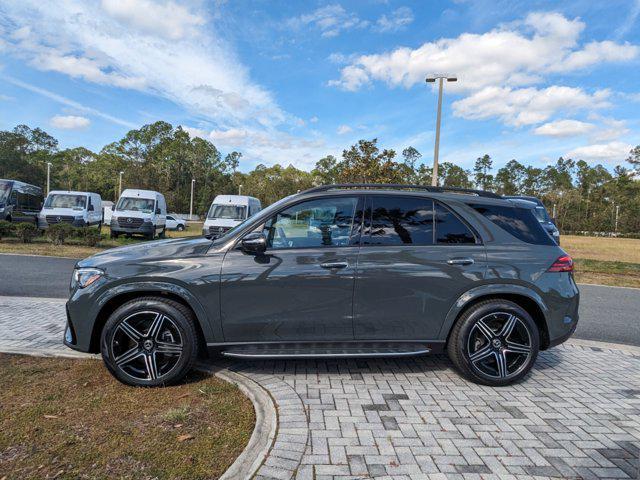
[
  {"left": 365, "top": 196, "right": 434, "bottom": 245},
  {"left": 470, "top": 203, "right": 555, "bottom": 245},
  {"left": 265, "top": 197, "right": 358, "bottom": 249},
  {"left": 435, "top": 203, "right": 476, "bottom": 244}
]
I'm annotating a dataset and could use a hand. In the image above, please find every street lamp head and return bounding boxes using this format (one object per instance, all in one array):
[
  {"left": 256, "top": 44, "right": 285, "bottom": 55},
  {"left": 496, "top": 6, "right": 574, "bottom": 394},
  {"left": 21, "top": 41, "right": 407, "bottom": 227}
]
[
  {"left": 426, "top": 73, "right": 458, "bottom": 82},
  {"left": 119, "top": 171, "right": 124, "bottom": 175}
]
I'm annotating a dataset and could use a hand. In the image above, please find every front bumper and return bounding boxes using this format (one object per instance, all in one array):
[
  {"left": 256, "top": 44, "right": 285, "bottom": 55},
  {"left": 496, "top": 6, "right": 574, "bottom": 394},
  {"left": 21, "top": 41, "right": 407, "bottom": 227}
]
[
  {"left": 110, "top": 220, "right": 154, "bottom": 234},
  {"left": 39, "top": 218, "right": 87, "bottom": 228}
]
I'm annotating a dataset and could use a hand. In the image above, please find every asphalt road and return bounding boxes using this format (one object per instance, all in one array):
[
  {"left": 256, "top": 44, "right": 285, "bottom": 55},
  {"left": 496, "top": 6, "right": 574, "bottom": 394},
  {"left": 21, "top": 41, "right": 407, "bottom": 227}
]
[{"left": 1, "top": 253, "right": 639, "bottom": 346}]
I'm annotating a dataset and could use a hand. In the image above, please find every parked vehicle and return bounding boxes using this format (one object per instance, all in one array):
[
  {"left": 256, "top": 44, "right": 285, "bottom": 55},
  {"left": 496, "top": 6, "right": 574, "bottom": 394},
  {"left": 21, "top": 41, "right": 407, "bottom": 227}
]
[
  {"left": 65, "top": 184, "right": 579, "bottom": 387},
  {"left": 0, "top": 179, "right": 43, "bottom": 223},
  {"left": 166, "top": 215, "right": 186, "bottom": 231},
  {"left": 505, "top": 195, "right": 560, "bottom": 244},
  {"left": 38, "top": 191, "right": 102, "bottom": 229},
  {"left": 202, "top": 195, "right": 261, "bottom": 238},
  {"left": 110, "top": 189, "right": 166, "bottom": 240}
]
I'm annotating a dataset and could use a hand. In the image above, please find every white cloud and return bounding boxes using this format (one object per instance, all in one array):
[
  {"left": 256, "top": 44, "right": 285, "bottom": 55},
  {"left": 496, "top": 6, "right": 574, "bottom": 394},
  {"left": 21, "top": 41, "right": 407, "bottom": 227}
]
[
  {"left": 566, "top": 141, "right": 632, "bottom": 163},
  {"left": 337, "top": 124, "right": 353, "bottom": 135},
  {"left": 287, "top": 4, "right": 368, "bottom": 38},
  {"left": 533, "top": 119, "right": 595, "bottom": 137},
  {"left": 182, "top": 125, "right": 332, "bottom": 169},
  {"left": 309, "top": 116, "right": 319, "bottom": 123},
  {"left": 50, "top": 115, "right": 91, "bottom": 129},
  {"left": 101, "top": 0, "right": 205, "bottom": 40},
  {"left": 375, "top": 7, "right": 414, "bottom": 33},
  {"left": 330, "top": 12, "right": 638, "bottom": 92},
  {"left": 1, "top": 0, "right": 285, "bottom": 129},
  {"left": 452, "top": 86, "right": 610, "bottom": 126}
]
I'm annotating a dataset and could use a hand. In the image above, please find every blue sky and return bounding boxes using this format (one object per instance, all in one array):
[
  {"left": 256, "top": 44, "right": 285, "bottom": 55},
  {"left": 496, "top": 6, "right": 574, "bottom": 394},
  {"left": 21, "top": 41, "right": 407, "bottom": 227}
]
[{"left": 0, "top": 0, "right": 639, "bottom": 172}]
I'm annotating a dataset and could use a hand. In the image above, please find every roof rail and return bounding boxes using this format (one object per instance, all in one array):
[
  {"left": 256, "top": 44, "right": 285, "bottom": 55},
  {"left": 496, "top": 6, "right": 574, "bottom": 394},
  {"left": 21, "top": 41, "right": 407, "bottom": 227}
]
[{"left": 301, "top": 183, "right": 502, "bottom": 199}]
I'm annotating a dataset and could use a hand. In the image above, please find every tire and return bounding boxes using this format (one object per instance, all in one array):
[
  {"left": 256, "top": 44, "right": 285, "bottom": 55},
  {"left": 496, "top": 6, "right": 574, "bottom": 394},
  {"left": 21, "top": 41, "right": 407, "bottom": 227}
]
[
  {"left": 100, "top": 296, "right": 198, "bottom": 387},
  {"left": 177, "top": 224, "right": 184, "bottom": 232},
  {"left": 110, "top": 231, "right": 119, "bottom": 239},
  {"left": 447, "top": 299, "right": 539, "bottom": 386},
  {"left": 97, "top": 221, "right": 102, "bottom": 232},
  {"left": 159, "top": 228, "right": 166, "bottom": 239}
]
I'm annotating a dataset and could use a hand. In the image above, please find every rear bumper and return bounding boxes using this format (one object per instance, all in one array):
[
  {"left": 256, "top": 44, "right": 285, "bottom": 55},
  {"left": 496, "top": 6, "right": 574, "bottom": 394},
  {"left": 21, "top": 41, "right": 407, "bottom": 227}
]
[{"left": 548, "top": 316, "right": 578, "bottom": 348}]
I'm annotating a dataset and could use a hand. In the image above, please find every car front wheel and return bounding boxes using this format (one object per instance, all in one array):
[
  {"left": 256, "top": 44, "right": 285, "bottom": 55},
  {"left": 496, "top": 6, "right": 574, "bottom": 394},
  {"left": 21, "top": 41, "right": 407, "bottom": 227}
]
[
  {"left": 100, "top": 297, "right": 198, "bottom": 387},
  {"left": 447, "top": 299, "right": 539, "bottom": 386}
]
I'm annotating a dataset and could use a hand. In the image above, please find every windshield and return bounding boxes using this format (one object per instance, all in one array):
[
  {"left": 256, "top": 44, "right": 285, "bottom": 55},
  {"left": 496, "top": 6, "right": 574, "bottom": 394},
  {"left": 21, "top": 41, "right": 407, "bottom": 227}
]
[
  {"left": 116, "top": 197, "right": 155, "bottom": 213},
  {"left": 207, "top": 204, "right": 247, "bottom": 220},
  {"left": 44, "top": 194, "right": 87, "bottom": 210},
  {"left": 533, "top": 206, "right": 551, "bottom": 223},
  {"left": 0, "top": 181, "right": 11, "bottom": 204},
  {"left": 211, "top": 194, "right": 295, "bottom": 240}
]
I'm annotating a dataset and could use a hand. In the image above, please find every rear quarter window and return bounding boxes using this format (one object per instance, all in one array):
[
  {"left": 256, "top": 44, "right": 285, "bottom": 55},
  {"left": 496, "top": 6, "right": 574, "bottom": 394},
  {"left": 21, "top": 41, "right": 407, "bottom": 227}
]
[{"left": 470, "top": 203, "right": 555, "bottom": 245}]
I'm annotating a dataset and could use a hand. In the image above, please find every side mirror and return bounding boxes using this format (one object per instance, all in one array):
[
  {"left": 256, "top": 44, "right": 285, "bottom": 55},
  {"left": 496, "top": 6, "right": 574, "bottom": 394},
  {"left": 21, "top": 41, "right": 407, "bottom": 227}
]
[
  {"left": 156, "top": 208, "right": 161, "bottom": 214},
  {"left": 240, "top": 232, "right": 267, "bottom": 254},
  {"left": 111, "top": 204, "right": 115, "bottom": 211}
]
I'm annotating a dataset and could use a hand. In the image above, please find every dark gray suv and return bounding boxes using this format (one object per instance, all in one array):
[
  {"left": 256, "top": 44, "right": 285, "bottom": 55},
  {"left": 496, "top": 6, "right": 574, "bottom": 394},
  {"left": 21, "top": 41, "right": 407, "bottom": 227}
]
[{"left": 64, "top": 184, "right": 579, "bottom": 387}]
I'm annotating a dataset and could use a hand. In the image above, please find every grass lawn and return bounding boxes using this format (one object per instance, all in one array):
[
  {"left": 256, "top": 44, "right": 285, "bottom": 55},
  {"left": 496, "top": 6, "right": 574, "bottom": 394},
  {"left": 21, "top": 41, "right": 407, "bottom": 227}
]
[
  {"left": 0, "top": 353, "right": 254, "bottom": 480},
  {"left": 0, "top": 222, "right": 203, "bottom": 258}
]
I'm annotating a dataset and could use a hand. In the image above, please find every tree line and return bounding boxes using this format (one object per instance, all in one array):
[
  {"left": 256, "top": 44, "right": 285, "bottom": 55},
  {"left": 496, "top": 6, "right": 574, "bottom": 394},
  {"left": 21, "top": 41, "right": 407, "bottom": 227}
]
[{"left": 1, "top": 121, "right": 639, "bottom": 234}]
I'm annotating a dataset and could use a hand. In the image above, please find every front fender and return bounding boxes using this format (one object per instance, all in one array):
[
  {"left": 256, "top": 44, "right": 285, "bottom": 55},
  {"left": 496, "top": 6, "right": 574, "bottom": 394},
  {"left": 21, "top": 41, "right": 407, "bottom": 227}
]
[
  {"left": 95, "top": 280, "right": 220, "bottom": 343},
  {"left": 437, "top": 283, "right": 549, "bottom": 341}
]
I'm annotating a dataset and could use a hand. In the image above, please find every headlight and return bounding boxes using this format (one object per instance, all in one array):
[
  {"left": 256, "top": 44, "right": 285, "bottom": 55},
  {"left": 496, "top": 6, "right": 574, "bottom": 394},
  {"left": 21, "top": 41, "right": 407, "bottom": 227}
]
[{"left": 72, "top": 268, "right": 103, "bottom": 289}]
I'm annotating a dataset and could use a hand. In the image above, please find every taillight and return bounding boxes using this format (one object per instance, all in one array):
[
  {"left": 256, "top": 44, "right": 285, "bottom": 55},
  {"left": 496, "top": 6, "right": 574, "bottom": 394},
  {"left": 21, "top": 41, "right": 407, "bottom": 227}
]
[{"left": 548, "top": 255, "right": 573, "bottom": 272}]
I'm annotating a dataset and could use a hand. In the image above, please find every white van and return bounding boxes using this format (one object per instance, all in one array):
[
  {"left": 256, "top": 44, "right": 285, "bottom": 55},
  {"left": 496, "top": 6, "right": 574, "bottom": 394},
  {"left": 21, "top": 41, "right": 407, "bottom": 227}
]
[
  {"left": 202, "top": 195, "right": 261, "bottom": 237},
  {"left": 38, "top": 190, "right": 102, "bottom": 229},
  {"left": 110, "top": 189, "right": 166, "bottom": 240}
]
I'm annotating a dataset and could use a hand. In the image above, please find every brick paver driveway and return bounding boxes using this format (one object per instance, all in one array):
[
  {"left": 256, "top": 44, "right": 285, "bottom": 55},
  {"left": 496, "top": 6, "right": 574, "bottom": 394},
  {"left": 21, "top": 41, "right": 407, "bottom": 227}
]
[{"left": 1, "top": 296, "right": 639, "bottom": 479}]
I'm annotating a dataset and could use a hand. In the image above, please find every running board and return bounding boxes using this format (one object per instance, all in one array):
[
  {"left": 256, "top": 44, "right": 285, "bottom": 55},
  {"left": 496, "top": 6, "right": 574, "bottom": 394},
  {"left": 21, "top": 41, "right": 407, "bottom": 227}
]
[{"left": 220, "top": 343, "right": 431, "bottom": 359}]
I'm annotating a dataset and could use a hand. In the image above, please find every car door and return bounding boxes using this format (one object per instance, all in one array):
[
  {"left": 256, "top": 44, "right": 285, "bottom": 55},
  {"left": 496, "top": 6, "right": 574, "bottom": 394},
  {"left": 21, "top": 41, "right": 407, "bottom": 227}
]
[
  {"left": 353, "top": 195, "right": 486, "bottom": 341},
  {"left": 219, "top": 195, "right": 363, "bottom": 342},
  {"left": 166, "top": 216, "right": 176, "bottom": 229}
]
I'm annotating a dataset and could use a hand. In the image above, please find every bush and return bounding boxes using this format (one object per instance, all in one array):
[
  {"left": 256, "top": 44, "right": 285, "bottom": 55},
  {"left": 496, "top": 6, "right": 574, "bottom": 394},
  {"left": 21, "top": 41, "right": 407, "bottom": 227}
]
[
  {"left": 46, "top": 223, "right": 76, "bottom": 245},
  {"left": 15, "top": 223, "right": 39, "bottom": 243},
  {"left": 0, "top": 220, "right": 15, "bottom": 240},
  {"left": 82, "top": 229, "right": 103, "bottom": 247}
]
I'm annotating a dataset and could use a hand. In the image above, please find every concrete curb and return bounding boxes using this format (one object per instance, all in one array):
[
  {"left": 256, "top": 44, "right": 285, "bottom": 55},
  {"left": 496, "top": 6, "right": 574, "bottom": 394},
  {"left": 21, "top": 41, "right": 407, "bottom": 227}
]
[
  {"left": 566, "top": 337, "right": 640, "bottom": 355},
  {"left": 197, "top": 363, "right": 278, "bottom": 480}
]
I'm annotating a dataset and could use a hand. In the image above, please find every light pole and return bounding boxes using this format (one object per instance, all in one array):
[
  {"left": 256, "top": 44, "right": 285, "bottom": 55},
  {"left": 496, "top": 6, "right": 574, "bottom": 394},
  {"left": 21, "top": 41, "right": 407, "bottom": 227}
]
[
  {"left": 238, "top": 184, "right": 243, "bottom": 195},
  {"left": 615, "top": 204, "right": 620, "bottom": 233},
  {"left": 425, "top": 73, "right": 457, "bottom": 186},
  {"left": 46, "top": 162, "right": 52, "bottom": 195},
  {"left": 118, "top": 171, "right": 124, "bottom": 199},
  {"left": 190, "top": 179, "right": 195, "bottom": 220}
]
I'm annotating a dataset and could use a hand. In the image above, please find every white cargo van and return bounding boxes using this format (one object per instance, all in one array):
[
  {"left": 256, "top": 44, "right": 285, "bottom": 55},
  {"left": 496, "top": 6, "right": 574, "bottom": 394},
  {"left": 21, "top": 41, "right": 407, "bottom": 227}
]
[
  {"left": 202, "top": 195, "right": 261, "bottom": 238},
  {"left": 110, "top": 189, "right": 166, "bottom": 240},
  {"left": 38, "top": 191, "right": 102, "bottom": 229}
]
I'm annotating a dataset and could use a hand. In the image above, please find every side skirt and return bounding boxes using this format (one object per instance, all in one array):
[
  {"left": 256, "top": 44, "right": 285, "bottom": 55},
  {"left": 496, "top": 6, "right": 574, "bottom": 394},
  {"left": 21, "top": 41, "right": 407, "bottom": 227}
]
[{"left": 208, "top": 340, "right": 446, "bottom": 359}]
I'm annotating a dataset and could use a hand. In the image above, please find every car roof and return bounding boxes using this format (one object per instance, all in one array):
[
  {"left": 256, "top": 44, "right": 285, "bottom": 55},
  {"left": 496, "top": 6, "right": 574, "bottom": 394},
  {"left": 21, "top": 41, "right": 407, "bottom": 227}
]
[
  {"left": 48, "top": 190, "right": 99, "bottom": 196},
  {"left": 296, "top": 184, "right": 517, "bottom": 207}
]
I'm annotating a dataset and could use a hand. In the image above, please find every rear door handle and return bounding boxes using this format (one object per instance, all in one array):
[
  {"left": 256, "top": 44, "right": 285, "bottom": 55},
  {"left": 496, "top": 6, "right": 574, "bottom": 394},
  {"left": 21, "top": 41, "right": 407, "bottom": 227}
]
[
  {"left": 447, "top": 257, "right": 474, "bottom": 266},
  {"left": 320, "top": 262, "right": 348, "bottom": 269}
]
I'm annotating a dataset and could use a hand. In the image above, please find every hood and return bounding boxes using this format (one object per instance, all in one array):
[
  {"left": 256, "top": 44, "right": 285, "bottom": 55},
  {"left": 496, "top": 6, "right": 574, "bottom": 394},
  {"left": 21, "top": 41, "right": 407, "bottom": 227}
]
[
  {"left": 77, "top": 236, "right": 212, "bottom": 268},
  {"left": 204, "top": 218, "right": 240, "bottom": 228},
  {"left": 42, "top": 207, "right": 85, "bottom": 215}
]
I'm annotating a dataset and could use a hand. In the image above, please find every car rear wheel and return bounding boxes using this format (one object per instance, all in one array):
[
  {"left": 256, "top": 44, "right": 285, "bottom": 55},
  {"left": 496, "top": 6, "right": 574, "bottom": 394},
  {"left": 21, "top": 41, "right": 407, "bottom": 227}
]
[
  {"left": 100, "top": 297, "right": 198, "bottom": 387},
  {"left": 177, "top": 224, "right": 184, "bottom": 231},
  {"left": 447, "top": 299, "right": 539, "bottom": 386}
]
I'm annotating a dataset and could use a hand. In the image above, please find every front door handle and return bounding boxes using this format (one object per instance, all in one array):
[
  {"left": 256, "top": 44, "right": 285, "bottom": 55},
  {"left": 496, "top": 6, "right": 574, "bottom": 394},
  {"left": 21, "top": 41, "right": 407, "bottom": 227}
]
[
  {"left": 320, "top": 261, "right": 348, "bottom": 269},
  {"left": 447, "top": 257, "right": 474, "bottom": 266}
]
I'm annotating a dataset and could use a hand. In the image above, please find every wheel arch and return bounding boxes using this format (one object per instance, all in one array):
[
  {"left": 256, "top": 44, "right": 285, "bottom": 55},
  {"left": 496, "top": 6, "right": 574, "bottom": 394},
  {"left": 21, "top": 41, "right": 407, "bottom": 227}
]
[
  {"left": 440, "top": 285, "right": 550, "bottom": 350},
  {"left": 89, "top": 283, "right": 214, "bottom": 355}
]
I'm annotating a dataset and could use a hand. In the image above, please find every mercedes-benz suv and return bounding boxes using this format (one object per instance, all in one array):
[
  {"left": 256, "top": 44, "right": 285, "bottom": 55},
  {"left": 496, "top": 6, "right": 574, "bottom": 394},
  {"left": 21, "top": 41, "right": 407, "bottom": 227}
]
[{"left": 64, "top": 184, "right": 579, "bottom": 387}]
